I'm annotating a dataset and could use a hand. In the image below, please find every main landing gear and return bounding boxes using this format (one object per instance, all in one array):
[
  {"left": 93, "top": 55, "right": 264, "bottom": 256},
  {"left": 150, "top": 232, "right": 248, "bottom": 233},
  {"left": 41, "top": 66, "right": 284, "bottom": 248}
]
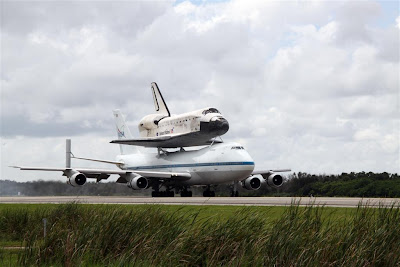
[
  {"left": 230, "top": 190, "right": 239, "bottom": 197},
  {"left": 180, "top": 190, "right": 192, "bottom": 197},
  {"left": 151, "top": 190, "right": 174, "bottom": 197},
  {"left": 151, "top": 182, "right": 174, "bottom": 197},
  {"left": 203, "top": 185, "right": 215, "bottom": 197},
  {"left": 230, "top": 181, "right": 239, "bottom": 197},
  {"left": 180, "top": 187, "right": 192, "bottom": 197}
]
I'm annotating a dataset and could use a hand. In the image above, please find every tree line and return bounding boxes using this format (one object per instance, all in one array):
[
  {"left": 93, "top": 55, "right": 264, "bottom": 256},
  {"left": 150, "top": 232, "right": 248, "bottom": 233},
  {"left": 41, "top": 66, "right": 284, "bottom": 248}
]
[
  {"left": 1, "top": 172, "right": 399, "bottom": 197},
  {"left": 278, "top": 172, "right": 400, "bottom": 198}
]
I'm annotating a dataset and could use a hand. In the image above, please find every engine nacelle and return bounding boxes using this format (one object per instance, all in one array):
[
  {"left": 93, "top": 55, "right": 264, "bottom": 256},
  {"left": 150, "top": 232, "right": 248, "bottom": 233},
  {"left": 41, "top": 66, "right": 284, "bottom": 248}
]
[
  {"left": 241, "top": 176, "right": 263, "bottom": 190},
  {"left": 266, "top": 173, "right": 283, "bottom": 188},
  {"left": 67, "top": 172, "right": 87, "bottom": 187},
  {"left": 127, "top": 176, "right": 149, "bottom": 190}
]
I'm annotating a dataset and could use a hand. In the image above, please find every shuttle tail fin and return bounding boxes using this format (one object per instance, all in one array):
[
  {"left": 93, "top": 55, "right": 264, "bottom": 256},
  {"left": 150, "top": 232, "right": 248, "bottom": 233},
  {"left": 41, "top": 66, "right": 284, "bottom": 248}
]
[
  {"left": 113, "top": 109, "right": 139, "bottom": 155},
  {"left": 151, "top": 82, "right": 170, "bottom": 116}
]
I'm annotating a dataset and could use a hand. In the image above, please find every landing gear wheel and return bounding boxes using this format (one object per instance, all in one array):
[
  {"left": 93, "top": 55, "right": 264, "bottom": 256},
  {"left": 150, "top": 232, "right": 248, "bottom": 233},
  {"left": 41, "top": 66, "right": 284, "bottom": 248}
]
[
  {"left": 152, "top": 191, "right": 174, "bottom": 197},
  {"left": 203, "top": 190, "right": 215, "bottom": 197},
  {"left": 180, "top": 191, "right": 192, "bottom": 197},
  {"left": 230, "top": 190, "right": 239, "bottom": 197}
]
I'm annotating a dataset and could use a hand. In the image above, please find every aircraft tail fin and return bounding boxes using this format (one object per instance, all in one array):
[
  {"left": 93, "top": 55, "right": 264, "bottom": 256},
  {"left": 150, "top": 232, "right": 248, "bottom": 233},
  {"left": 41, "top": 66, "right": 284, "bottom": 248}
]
[
  {"left": 112, "top": 109, "right": 139, "bottom": 154},
  {"left": 151, "top": 82, "right": 170, "bottom": 116}
]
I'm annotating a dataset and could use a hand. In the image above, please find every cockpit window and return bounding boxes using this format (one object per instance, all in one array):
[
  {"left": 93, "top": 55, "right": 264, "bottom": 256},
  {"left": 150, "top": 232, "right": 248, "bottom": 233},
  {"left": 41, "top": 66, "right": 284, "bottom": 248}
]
[
  {"left": 231, "top": 146, "right": 244, "bottom": 150},
  {"left": 202, "top": 108, "right": 220, "bottom": 115}
]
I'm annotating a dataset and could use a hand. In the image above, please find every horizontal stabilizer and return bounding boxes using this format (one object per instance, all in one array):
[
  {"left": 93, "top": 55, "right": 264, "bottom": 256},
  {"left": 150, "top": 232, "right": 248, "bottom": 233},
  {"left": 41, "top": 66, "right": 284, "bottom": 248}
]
[{"left": 11, "top": 166, "right": 67, "bottom": 171}]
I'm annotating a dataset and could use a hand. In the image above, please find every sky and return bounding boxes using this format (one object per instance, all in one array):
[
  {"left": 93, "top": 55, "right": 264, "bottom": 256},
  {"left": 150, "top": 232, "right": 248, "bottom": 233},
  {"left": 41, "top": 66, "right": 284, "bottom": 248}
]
[{"left": 1, "top": 0, "right": 399, "bottom": 182}]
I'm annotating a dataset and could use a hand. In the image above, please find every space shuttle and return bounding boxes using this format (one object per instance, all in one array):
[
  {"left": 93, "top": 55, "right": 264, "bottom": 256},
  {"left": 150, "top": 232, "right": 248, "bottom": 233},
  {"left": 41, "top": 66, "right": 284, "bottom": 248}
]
[{"left": 111, "top": 82, "right": 229, "bottom": 148}]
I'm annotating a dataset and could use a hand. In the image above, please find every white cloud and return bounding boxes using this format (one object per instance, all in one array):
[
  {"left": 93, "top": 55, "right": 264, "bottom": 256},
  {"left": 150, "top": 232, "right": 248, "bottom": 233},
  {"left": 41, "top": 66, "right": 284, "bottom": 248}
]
[
  {"left": 354, "top": 126, "right": 380, "bottom": 141},
  {"left": 380, "top": 134, "right": 399, "bottom": 154},
  {"left": 174, "top": 1, "right": 196, "bottom": 16}
]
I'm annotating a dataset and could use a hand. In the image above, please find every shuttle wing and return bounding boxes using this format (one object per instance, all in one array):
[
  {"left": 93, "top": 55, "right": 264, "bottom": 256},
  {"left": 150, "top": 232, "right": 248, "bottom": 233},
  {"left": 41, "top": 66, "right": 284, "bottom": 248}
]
[{"left": 110, "top": 133, "right": 222, "bottom": 148}]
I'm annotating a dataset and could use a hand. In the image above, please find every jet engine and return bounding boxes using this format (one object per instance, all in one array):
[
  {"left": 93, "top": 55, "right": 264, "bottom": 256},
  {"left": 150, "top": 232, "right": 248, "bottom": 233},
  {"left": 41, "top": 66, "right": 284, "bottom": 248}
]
[
  {"left": 265, "top": 173, "right": 283, "bottom": 188},
  {"left": 67, "top": 172, "right": 87, "bottom": 187},
  {"left": 127, "top": 176, "right": 149, "bottom": 190},
  {"left": 241, "top": 176, "right": 263, "bottom": 190}
]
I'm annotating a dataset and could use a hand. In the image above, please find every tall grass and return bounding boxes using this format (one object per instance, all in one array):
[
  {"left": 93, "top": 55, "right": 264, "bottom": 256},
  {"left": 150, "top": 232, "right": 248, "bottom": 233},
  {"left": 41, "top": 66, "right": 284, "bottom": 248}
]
[{"left": 1, "top": 202, "right": 399, "bottom": 266}]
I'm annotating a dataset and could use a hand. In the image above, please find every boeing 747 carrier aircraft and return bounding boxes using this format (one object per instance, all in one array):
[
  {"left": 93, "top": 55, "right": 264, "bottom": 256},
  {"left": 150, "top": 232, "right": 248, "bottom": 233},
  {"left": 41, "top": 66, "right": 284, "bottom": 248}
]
[{"left": 12, "top": 111, "right": 289, "bottom": 197}]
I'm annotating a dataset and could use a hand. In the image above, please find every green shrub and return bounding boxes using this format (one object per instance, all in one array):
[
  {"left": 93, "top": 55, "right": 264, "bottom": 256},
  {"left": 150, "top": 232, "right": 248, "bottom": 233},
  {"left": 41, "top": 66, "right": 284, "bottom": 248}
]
[{"left": 0, "top": 203, "right": 399, "bottom": 266}]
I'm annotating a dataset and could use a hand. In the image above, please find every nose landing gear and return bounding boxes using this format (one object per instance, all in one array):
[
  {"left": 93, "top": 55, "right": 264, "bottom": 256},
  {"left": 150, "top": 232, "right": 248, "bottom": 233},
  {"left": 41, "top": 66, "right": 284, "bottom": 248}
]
[{"left": 230, "top": 181, "right": 239, "bottom": 197}]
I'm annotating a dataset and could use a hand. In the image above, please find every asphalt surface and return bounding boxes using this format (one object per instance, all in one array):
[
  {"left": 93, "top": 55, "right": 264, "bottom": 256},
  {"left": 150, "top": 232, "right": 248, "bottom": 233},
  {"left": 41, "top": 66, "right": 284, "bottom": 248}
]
[{"left": 1, "top": 196, "right": 399, "bottom": 207}]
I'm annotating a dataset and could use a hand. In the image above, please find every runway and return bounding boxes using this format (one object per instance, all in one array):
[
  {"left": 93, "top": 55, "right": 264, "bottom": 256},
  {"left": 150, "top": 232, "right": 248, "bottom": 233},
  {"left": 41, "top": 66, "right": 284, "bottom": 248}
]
[{"left": 1, "top": 196, "right": 399, "bottom": 207}]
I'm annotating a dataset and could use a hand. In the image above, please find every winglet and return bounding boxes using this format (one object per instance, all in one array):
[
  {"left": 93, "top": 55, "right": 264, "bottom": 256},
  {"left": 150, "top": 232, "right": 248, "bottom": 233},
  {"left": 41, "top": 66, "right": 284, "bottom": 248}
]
[{"left": 151, "top": 82, "right": 170, "bottom": 116}]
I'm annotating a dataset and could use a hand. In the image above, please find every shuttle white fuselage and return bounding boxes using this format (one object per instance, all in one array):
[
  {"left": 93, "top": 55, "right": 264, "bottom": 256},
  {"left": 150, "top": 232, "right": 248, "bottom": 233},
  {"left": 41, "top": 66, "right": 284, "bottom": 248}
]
[{"left": 138, "top": 107, "right": 228, "bottom": 140}]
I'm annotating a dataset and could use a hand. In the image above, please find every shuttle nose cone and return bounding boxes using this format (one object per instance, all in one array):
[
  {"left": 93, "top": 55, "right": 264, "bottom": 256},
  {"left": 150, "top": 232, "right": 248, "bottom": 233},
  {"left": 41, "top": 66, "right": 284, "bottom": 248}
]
[{"left": 209, "top": 117, "right": 229, "bottom": 136}]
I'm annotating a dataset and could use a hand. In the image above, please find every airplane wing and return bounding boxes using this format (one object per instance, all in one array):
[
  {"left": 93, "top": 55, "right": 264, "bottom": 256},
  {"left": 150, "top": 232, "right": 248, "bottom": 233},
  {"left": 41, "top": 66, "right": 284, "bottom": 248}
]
[
  {"left": 71, "top": 156, "right": 124, "bottom": 166},
  {"left": 252, "top": 169, "right": 291, "bottom": 176},
  {"left": 110, "top": 133, "right": 222, "bottom": 148},
  {"left": 11, "top": 166, "right": 191, "bottom": 182}
]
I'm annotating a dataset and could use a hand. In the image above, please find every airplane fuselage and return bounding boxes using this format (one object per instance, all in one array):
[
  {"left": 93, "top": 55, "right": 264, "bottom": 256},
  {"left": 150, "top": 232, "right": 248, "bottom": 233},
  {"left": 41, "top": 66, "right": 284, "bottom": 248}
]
[{"left": 116, "top": 142, "right": 254, "bottom": 186}]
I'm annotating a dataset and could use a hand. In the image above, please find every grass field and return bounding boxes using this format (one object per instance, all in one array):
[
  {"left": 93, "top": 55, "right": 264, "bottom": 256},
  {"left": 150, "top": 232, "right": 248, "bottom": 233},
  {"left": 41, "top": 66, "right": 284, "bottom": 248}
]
[{"left": 0, "top": 202, "right": 399, "bottom": 266}]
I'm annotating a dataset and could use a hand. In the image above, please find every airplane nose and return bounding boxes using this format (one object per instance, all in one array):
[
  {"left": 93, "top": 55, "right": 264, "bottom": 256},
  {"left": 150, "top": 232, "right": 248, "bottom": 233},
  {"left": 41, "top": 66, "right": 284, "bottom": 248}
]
[{"left": 209, "top": 117, "right": 229, "bottom": 136}]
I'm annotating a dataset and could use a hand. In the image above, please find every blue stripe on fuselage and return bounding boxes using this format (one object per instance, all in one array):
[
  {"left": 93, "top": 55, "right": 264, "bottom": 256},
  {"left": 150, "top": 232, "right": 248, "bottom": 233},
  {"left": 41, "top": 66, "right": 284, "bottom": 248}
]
[{"left": 126, "top": 161, "right": 255, "bottom": 170}]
